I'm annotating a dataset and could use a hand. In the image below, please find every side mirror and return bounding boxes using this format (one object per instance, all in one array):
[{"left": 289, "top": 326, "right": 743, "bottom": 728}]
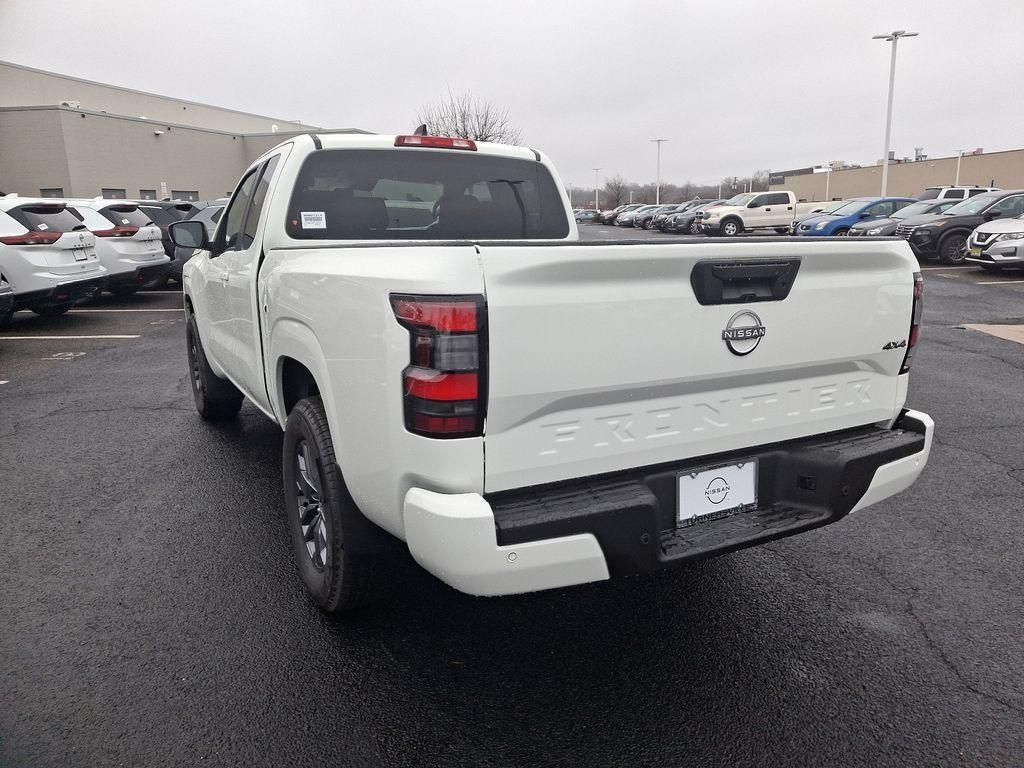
[
  {"left": 984, "top": 210, "right": 1002, "bottom": 221},
  {"left": 747, "top": 200, "right": 760, "bottom": 208},
  {"left": 860, "top": 211, "right": 873, "bottom": 219},
  {"left": 168, "top": 220, "right": 209, "bottom": 250}
]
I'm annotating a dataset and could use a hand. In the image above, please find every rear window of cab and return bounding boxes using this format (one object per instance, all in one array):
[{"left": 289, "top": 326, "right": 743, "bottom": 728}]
[{"left": 285, "top": 149, "right": 570, "bottom": 240}]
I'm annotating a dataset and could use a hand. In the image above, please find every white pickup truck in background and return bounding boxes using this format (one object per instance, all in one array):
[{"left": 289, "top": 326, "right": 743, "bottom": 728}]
[
  {"left": 700, "top": 191, "right": 819, "bottom": 236},
  {"left": 171, "top": 133, "right": 934, "bottom": 612}
]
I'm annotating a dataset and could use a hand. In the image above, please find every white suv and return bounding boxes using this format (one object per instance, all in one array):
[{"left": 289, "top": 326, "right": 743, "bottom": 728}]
[
  {"left": 917, "top": 185, "right": 1000, "bottom": 201},
  {"left": 0, "top": 198, "right": 107, "bottom": 322},
  {"left": 65, "top": 199, "right": 169, "bottom": 296}
]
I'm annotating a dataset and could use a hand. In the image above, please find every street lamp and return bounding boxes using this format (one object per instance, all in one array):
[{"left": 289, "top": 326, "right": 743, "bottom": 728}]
[
  {"left": 592, "top": 168, "right": 601, "bottom": 211},
  {"left": 651, "top": 139, "right": 667, "bottom": 204},
  {"left": 955, "top": 149, "right": 965, "bottom": 185},
  {"left": 873, "top": 29, "right": 918, "bottom": 196}
]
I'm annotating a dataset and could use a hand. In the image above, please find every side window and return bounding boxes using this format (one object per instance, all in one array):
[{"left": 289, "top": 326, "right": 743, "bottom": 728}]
[
  {"left": 870, "top": 201, "right": 895, "bottom": 217},
  {"left": 221, "top": 169, "right": 260, "bottom": 253},
  {"left": 769, "top": 193, "right": 791, "bottom": 206},
  {"left": 240, "top": 155, "right": 281, "bottom": 249},
  {"left": 944, "top": 189, "right": 965, "bottom": 199},
  {"left": 967, "top": 189, "right": 987, "bottom": 197},
  {"left": 749, "top": 194, "right": 768, "bottom": 208},
  {"left": 992, "top": 195, "right": 1024, "bottom": 217}
]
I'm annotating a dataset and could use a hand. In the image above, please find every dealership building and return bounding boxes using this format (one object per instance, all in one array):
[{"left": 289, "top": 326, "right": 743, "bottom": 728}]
[
  {"left": 0, "top": 60, "right": 369, "bottom": 201},
  {"left": 770, "top": 148, "right": 1024, "bottom": 201}
]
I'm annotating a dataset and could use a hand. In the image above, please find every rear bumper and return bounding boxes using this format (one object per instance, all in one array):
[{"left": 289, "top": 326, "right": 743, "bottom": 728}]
[
  {"left": 12, "top": 275, "right": 108, "bottom": 311},
  {"left": 402, "top": 410, "right": 933, "bottom": 596}
]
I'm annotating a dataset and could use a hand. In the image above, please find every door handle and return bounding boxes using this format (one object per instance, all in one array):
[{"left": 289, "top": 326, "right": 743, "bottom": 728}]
[
  {"left": 765, "top": 208, "right": 772, "bottom": 211},
  {"left": 218, "top": 273, "right": 229, "bottom": 283}
]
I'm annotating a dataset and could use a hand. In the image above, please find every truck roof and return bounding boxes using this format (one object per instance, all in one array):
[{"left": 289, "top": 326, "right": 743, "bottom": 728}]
[{"left": 282, "top": 133, "right": 540, "bottom": 163}]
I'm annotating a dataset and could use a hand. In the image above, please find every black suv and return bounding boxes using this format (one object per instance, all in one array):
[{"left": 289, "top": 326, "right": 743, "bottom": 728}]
[
  {"left": 136, "top": 201, "right": 199, "bottom": 284},
  {"left": 896, "top": 189, "right": 1024, "bottom": 263}
]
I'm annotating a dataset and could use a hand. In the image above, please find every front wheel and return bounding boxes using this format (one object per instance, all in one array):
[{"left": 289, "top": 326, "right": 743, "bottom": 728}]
[
  {"left": 283, "top": 396, "right": 391, "bottom": 612},
  {"left": 31, "top": 304, "right": 71, "bottom": 317},
  {"left": 832, "top": 227, "right": 849, "bottom": 237},
  {"left": 720, "top": 219, "right": 742, "bottom": 237},
  {"left": 689, "top": 220, "right": 701, "bottom": 234},
  {"left": 185, "top": 314, "right": 242, "bottom": 420},
  {"left": 939, "top": 233, "right": 968, "bottom": 264}
]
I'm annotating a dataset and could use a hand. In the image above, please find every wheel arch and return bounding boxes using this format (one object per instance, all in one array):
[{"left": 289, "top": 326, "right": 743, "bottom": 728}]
[{"left": 268, "top": 317, "right": 334, "bottom": 429}]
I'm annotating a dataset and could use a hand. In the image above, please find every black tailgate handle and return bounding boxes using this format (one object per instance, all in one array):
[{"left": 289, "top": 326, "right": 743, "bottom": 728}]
[{"left": 690, "top": 258, "right": 801, "bottom": 305}]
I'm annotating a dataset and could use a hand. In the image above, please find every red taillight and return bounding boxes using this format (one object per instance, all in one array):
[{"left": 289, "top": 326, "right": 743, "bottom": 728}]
[
  {"left": 901, "top": 272, "right": 923, "bottom": 374},
  {"left": 94, "top": 226, "right": 139, "bottom": 238},
  {"left": 392, "top": 294, "right": 486, "bottom": 438},
  {"left": 394, "top": 135, "right": 477, "bottom": 151},
  {"left": 0, "top": 231, "right": 62, "bottom": 245}
]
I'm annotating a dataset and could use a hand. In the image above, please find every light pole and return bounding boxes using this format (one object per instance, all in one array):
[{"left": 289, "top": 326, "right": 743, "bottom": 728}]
[
  {"left": 651, "top": 139, "right": 667, "bottom": 204},
  {"left": 567, "top": 183, "right": 573, "bottom": 208},
  {"left": 825, "top": 166, "right": 831, "bottom": 200},
  {"left": 955, "top": 149, "right": 965, "bottom": 185},
  {"left": 873, "top": 29, "right": 918, "bottom": 196},
  {"left": 592, "top": 168, "right": 601, "bottom": 211}
]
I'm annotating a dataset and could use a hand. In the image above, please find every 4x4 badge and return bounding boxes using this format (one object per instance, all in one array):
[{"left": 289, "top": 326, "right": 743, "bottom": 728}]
[{"left": 721, "top": 310, "right": 766, "bottom": 356}]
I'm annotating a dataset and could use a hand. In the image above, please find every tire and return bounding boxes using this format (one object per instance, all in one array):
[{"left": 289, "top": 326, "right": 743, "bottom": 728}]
[
  {"left": 832, "top": 227, "right": 849, "bottom": 237},
  {"left": 31, "top": 304, "right": 71, "bottom": 317},
  {"left": 939, "top": 232, "right": 969, "bottom": 264},
  {"left": 185, "top": 314, "right": 243, "bottom": 420},
  {"left": 720, "top": 218, "right": 742, "bottom": 237},
  {"left": 0, "top": 308, "right": 13, "bottom": 328},
  {"left": 689, "top": 220, "right": 700, "bottom": 234},
  {"left": 283, "top": 396, "right": 392, "bottom": 612},
  {"left": 774, "top": 227, "right": 789, "bottom": 234}
]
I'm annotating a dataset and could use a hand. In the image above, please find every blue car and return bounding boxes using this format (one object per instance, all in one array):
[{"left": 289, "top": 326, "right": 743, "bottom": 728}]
[{"left": 795, "top": 196, "right": 918, "bottom": 236}]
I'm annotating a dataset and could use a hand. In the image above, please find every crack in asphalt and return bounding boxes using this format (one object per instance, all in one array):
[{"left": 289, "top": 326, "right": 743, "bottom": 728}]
[{"left": 851, "top": 555, "right": 1024, "bottom": 717}]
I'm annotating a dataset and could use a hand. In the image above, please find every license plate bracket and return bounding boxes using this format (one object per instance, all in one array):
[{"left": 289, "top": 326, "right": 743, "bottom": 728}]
[{"left": 677, "top": 460, "right": 758, "bottom": 527}]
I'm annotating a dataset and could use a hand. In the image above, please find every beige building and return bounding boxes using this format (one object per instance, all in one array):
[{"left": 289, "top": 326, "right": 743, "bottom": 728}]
[
  {"left": 770, "top": 148, "right": 1024, "bottom": 202},
  {"left": 0, "top": 60, "right": 369, "bottom": 200}
]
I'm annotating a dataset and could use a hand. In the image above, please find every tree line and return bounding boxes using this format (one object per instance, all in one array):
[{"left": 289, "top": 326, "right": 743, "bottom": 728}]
[{"left": 568, "top": 171, "right": 772, "bottom": 210}]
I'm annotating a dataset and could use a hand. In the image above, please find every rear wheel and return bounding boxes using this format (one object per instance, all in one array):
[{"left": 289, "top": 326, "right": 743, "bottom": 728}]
[
  {"left": 283, "top": 396, "right": 391, "bottom": 612},
  {"left": 185, "top": 314, "right": 243, "bottom": 420},
  {"left": 774, "top": 227, "right": 789, "bottom": 234},
  {"left": 0, "top": 308, "right": 13, "bottom": 328},
  {"left": 31, "top": 304, "right": 71, "bottom": 317},
  {"left": 939, "top": 233, "right": 968, "bottom": 264},
  {"left": 720, "top": 218, "right": 742, "bottom": 237}
]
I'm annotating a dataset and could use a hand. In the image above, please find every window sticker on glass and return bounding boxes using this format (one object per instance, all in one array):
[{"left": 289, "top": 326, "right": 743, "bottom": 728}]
[
  {"left": 122, "top": 218, "right": 131, "bottom": 224},
  {"left": 301, "top": 211, "right": 326, "bottom": 229},
  {"left": 37, "top": 223, "right": 49, "bottom": 230}
]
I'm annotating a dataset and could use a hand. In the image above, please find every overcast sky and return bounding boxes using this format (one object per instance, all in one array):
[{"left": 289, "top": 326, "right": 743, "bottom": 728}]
[{"left": 2, "top": 0, "right": 1022, "bottom": 189}]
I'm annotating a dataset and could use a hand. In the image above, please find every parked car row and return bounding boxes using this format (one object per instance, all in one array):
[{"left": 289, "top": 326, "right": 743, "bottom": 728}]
[{"left": 0, "top": 194, "right": 226, "bottom": 325}]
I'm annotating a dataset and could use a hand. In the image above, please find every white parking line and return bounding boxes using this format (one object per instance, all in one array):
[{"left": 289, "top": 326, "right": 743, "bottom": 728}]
[
  {"left": 975, "top": 280, "right": 1024, "bottom": 285},
  {"left": 68, "top": 309, "right": 183, "bottom": 313},
  {"left": 0, "top": 380, "right": 8, "bottom": 385},
  {"left": 920, "top": 266, "right": 974, "bottom": 271},
  {"left": 143, "top": 291, "right": 183, "bottom": 295},
  {"left": 0, "top": 335, "right": 140, "bottom": 340}
]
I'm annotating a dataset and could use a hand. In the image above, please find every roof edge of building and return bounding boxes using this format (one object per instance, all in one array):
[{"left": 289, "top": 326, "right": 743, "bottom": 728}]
[
  {"left": 0, "top": 104, "right": 368, "bottom": 139},
  {"left": 0, "top": 59, "right": 322, "bottom": 130}
]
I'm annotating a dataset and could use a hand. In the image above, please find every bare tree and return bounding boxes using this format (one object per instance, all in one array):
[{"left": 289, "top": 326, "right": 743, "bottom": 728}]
[
  {"left": 603, "top": 174, "right": 630, "bottom": 207},
  {"left": 416, "top": 92, "right": 522, "bottom": 145}
]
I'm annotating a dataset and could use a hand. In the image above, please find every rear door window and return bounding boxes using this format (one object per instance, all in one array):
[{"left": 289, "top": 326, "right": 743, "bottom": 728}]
[
  {"left": 286, "top": 149, "right": 570, "bottom": 240},
  {"left": 99, "top": 206, "right": 154, "bottom": 228},
  {"left": 6, "top": 205, "right": 88, "bottom": 233}
]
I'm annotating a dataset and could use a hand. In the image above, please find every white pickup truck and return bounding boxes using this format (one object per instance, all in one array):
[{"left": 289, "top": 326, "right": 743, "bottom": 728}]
[
  {"left": 700, "top": 191, "right": 819, "bottom": 236},
  {"left": 172, "top": 133, "right": 933, "bottom": 612}
]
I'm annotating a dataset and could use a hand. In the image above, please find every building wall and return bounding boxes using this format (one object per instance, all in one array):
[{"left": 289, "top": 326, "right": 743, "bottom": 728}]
[
  {"left": 0, "top": 107, "right": 250, "bottom": 199},
  {"left": 0, "top": 60, "right": 317, "bottom": 135},
  {"left": 0, "top": 108, "right": 73, "bottom": 196},
  {"left": 771, "top": 149, "right": 1024, "bottom": 201}
]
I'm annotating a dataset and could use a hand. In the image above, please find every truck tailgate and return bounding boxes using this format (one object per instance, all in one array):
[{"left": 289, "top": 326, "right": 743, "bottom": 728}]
[{"left": 479, "top": 239, "right": 916, "bottom": 493}]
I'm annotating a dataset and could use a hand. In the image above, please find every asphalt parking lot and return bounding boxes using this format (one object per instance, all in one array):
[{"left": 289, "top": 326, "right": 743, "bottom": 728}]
[{"left": 3, "top": 235, "right": 1024, "bottom": 767}]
